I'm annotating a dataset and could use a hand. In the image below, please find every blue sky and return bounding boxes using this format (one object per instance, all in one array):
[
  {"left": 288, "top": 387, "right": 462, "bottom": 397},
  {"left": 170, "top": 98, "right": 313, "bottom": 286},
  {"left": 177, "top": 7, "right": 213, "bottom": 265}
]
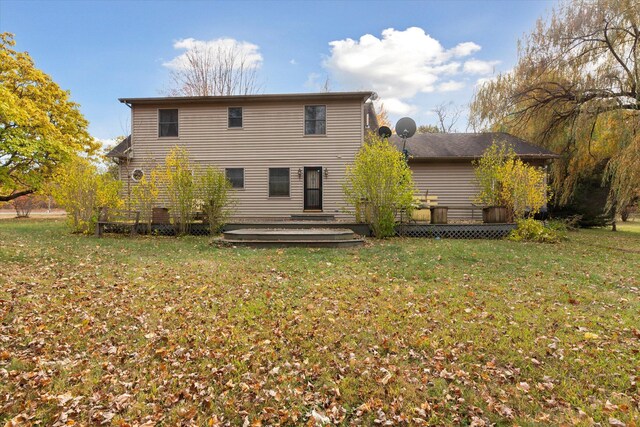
[{"left": 1, "top": 0, "right": 553, "bottom": 142}]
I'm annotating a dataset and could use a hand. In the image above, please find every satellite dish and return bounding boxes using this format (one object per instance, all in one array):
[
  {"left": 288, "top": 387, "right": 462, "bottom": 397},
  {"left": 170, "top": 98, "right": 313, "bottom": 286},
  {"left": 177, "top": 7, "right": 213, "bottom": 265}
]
[
  {"left": 378, "top": 126, "right": 392, "bottom": 138},
  {"left": 395, "top": 117, "right": 417, "bottom": 139}
]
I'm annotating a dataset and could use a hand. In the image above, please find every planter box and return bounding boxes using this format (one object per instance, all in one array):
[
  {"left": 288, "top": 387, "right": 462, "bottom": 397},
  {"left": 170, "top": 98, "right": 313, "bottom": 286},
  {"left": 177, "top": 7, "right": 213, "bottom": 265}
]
[
  {"left": 483, "top": 206, "right": 508, "bottom": 223},
  {"left": 152, "top": 207, "right": 170, "bottom": 225},
  {"left": 430, "top": 206, "right": 449, "bottom": 224}
]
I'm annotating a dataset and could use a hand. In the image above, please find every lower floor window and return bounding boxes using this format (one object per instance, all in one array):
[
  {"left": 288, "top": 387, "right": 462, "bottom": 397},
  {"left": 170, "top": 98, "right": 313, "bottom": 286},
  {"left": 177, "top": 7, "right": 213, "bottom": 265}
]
[
  {"left": 225, "top": 168, "right": 244, "bottom": 189},
  {"left": 269, "top": 168, "right": 290, "bottom": 197}
]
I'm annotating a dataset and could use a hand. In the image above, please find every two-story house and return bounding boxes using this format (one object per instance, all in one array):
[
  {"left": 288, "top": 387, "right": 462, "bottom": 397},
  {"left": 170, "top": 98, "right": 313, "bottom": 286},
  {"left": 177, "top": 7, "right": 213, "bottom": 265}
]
[
  {"left": 107, "top": 92, "right": 376, "bottom": 219},
  {"left": 107, "top": 91, "right": 558, "bottom": 222}
]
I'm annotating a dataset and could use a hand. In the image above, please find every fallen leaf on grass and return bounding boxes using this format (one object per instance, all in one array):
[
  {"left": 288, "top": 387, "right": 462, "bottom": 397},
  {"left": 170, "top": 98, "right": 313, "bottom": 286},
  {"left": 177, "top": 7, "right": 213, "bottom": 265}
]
[
  {"left": 311, "top": 410, "right": 331, "bottom": 425},
  {"left": 380, "top": 368, "right": 393, "bottom": 385},
  {"left": 3, "top": 414, "right": 30, "bottom": 427},
  {"left": 609, "top": 417, "right": 626, "bottom": 427}
]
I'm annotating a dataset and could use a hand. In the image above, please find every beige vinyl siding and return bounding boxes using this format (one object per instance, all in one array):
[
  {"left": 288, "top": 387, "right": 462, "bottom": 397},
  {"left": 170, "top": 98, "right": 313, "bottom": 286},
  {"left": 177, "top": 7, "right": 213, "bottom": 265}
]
[
  {"left": 410, "top": 161, "right": 481, "bottom": 221},
  {"left": 122, "top": 99, "right": 364, "bottom": 219},
  {"left": 410, "top": 159, "right": 549, "bottom": 221}
]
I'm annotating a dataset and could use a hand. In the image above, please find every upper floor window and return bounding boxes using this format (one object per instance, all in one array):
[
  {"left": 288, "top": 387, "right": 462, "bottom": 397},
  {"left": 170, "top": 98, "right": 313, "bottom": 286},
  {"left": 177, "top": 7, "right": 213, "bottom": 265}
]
[
  {"left": 305, "top": 105, "right": 326, "bottom": 135},
  {"left": 159, "top": 109, "right": 178, "bottom": 137},
  {"left": 228, "top": 107, "right": 243, "bottom": 128},
  {"left": 225, "top": 168, "right": 244, "bottom": 189}
]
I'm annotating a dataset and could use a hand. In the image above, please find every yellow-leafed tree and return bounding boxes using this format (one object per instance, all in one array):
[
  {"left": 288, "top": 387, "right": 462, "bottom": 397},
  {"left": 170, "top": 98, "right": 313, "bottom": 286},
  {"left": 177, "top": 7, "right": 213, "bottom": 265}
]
[
  {"left": 474, "top": 142, "right": 549, "bottom": 221},
  {"left": 0, "top": 33, "right": 97, "bottom": 202},
  {"left": 132, "top": 170, "right": 161, "bottom": 232},
  {"left": 50, "top": 157, "right": 122, "bottom": 233}
]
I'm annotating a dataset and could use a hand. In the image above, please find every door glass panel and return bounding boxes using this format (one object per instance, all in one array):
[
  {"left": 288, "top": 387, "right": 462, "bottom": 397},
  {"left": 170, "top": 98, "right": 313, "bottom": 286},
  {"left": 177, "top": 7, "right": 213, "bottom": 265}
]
[
  {"left": 304, "top": 168, "right": 322, "bottom": 210},
  {"left": 306, "top": 170, "right": 319, "bottom": 189}
]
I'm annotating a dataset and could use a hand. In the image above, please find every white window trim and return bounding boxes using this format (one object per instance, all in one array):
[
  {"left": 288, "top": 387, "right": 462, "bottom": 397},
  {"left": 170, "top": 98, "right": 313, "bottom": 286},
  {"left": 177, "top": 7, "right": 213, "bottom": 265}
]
[
  {"left": 158, "top": 108, "right": 179, "bottom": 138},
  {"left": 131, "top": 168, "right": 144, "bottom": 182}
]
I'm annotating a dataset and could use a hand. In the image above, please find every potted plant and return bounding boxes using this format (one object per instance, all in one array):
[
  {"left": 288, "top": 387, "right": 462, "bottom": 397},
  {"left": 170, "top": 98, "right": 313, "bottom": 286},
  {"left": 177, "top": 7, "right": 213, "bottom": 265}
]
[
  {"left": 474, "top": 142, "right": 549, "bottom": 224},
  {"left": 473, "top": 142, "right": 512, "bottom": 223}
]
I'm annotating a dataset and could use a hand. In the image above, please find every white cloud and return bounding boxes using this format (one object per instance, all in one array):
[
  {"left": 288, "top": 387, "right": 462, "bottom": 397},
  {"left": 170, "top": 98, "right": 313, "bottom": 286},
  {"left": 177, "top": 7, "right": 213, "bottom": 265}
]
[
  {"left": 289, "top": 59, "right": 297, "bottom": 65},
  {"left": 323, "top": 27, "right": 498, "bottom": 116},
  {"left": 437, "top": 80, "right": 465, "bottom": 92},
  {"left": 463, "top": 59, "right": 500, "bottom": 75},
  {"left": 164, "top": 37, "right": 263, "bottom": 70},
  {"left": 450, "top": 42, "right": 481, "bottom": 57},
  {"left": 377, "top": 98, "right": 417, "bottom": 116}
]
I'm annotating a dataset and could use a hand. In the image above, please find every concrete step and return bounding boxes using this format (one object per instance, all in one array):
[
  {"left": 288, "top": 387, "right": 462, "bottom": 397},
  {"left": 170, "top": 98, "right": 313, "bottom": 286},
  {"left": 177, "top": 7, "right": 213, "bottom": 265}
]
[
  {"left": 222, "top": 238, "right": 364, "bottom": 248},
  {"left": 223, "top": 228, "right": 356, "bottom": 241}
]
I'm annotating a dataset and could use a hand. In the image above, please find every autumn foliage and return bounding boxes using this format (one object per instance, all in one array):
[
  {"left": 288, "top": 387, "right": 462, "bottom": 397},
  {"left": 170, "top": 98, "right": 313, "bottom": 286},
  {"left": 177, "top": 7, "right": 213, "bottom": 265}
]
[
  {"left": 343, "top": 134, "right": 415, "bottom": 237},
  {"left": 49, "top": 157, "right": 122, "bottom": 233},
  {"left": 470, "top": 0, "right": 640, "bottom": 216},
  {"left": 474, "top": 142, "right": 549, "bottom": 221},
  {"left": 0, "top": 33, "right": 97, "bottom": 202},
  {"left": 1, "top": 220, "right": 639, "bottom": 425}
]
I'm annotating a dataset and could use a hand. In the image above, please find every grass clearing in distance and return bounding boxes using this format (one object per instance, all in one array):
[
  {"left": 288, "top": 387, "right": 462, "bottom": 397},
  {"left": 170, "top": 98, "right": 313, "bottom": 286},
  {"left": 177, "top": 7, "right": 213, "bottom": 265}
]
[{"left": 0, "top": 218, "right": 638, "bottom": 425}]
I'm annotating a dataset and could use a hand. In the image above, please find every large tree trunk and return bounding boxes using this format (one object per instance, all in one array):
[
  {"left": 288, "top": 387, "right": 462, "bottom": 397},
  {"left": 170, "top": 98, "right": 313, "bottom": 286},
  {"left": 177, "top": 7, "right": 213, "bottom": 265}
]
[{"left": 0, "top": 189, "right": 35, "bottom": 202}]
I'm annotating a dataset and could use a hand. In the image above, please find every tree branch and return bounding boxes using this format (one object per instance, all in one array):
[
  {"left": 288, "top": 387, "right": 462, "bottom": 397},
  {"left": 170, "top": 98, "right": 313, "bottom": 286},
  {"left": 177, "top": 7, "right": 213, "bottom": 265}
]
[{"left": 0, "top": 188, "right": 34, "bottom": 202}]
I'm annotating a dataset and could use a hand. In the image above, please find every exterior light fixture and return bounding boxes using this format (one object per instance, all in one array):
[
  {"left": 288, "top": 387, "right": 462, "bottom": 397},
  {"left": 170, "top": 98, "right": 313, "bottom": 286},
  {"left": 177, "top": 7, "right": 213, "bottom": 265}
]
[
  {"left": 297, "top": 168, "right": 302, "bottom": 179},
  {"left": 324, "top": 167, "right": 329, "bottom": 178}
]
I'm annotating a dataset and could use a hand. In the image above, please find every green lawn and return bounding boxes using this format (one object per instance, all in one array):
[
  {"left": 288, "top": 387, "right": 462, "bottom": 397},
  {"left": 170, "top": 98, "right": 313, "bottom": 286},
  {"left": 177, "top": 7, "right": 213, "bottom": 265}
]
[{"left": 1, "top": 219, "right": 638, "bottom": 426}]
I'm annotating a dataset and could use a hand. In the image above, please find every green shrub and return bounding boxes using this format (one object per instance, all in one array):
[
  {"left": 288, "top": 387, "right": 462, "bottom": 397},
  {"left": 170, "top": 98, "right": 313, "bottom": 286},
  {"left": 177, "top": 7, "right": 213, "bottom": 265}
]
[
  {"left": 546, "top": 219, "right": 569, "bottom": 232},
  {"left": 343, "top": 133, "right": 415, "bottom": 238},
  {"left": 474, "top": 141, "right": 549, "bottom": 221},
  {"left": 508, "top": 218, "right": 567, "bottom": 243},
  {"left": 132, "top": 169, "right": 160, "bottom": 233},
  {"left": 197, "top": 166, "right": 235, "bottom": 234},
  {"left": 161, "top": 147, "right": 197, "bottom": 235},
  {"left": 50, "top": 157, "right": 122, "bottom": 233}
]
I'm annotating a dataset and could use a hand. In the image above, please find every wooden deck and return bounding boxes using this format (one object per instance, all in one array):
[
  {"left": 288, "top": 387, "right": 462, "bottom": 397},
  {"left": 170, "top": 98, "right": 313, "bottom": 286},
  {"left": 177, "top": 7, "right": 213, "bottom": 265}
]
[
  {"left": 95, "top": 212, "right": 515, "bottom": 240},
  {"left": 396, "top": 223, "right": 516, "bottom": 239}
]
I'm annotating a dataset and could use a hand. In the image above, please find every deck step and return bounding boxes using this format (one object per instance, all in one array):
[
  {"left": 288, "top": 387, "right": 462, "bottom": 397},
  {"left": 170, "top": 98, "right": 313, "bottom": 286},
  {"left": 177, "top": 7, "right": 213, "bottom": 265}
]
[
  {"left": 222, "top": 228, "right": 364, "bottom": 247},
  {"left": 223, "top": 228, "right": 356, "bottom": 242},
  {"left": 223, "top": 239, "right": 364, "bottom": 248},
  {"left": 290, "top": 214, "right": 336, "bottom": 221},
  {"left": 223, "top": 222, "right": 372, "bottom": 237}
]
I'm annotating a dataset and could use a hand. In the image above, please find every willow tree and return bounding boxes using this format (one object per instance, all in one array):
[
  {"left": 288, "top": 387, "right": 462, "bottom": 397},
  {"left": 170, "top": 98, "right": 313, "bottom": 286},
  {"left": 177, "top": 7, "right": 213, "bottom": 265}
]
[
  {"left": 0, "top": 33, "right": 96, "bottom": 202},
  {"left": 470, "top": 0, "right": 640, "bottom": 218}
]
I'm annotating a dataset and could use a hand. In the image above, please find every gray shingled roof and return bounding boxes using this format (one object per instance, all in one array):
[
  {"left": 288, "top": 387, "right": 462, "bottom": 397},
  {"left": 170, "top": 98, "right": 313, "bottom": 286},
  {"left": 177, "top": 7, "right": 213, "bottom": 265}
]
[
  {"left": 105, "top": 135, "right": 131, "bottom": 158},
  {"left": 389, "top": 132, "right": 558, "bottom": 160}
]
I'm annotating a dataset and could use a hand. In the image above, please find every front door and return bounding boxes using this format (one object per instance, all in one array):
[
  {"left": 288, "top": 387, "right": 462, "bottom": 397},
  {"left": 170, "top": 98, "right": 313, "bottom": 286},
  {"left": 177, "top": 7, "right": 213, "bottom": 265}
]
[{"left": 304, "top": 167, "right": 322, "bottom": 210}]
